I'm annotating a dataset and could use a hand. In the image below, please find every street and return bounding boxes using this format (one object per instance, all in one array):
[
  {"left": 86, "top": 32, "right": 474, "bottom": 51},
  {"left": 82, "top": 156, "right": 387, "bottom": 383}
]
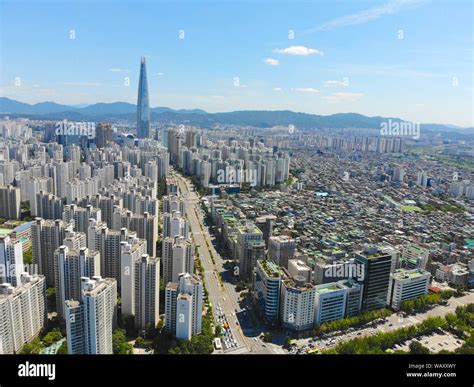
[{"left": 175, "top": 173, "right": 278, "bottom": 354}]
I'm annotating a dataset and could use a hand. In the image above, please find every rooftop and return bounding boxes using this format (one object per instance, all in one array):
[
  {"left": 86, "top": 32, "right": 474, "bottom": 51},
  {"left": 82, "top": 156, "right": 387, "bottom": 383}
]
[
  {"left": 392, "top": 269, "right": 430, "bottom": 280},
  {"left": 315, "top": 283, "right": 342, "bottom": 294}
]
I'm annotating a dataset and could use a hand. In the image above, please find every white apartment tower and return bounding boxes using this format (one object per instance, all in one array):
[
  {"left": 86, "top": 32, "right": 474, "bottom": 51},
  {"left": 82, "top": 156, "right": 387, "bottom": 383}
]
[
  {"left": 0, "top": 273, "right": 46, "bottom": 354},
  {"left": 54, "top": 245, "right": 101, "bottom": 319},
  {"left": 162, "top": 236, "right": 194, "bottom": 284},
  {"left": 65, "top": 276, "right": 117, "bottom": 354},
  {"left": 120, "top": 242, "right": 159, "bottom": 330},
  {"left": 165, "top": 273, "right": 203, "bottom": 340}
]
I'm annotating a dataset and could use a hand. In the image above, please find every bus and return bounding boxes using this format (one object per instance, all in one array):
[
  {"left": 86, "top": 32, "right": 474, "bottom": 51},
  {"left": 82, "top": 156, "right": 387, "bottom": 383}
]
[{"left": 213, "top": 338, "right": 222, "bottom": 350}]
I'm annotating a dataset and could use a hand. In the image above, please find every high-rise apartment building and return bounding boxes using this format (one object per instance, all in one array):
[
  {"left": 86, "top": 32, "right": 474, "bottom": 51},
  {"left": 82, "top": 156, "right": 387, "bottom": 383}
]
[
  {"left": 268, "top": 235, "right": 296, "bottom": 269},
  {"left": 237, "top": 223, "right": 264, "bottom": 280},
  {"left": 165, "top": 273, "right": 203, "bottom": 340},
  {"left": 162, "top": 236, "right": 194, "bottom": 284},
  {"left": 0, "top": 273, "right": 46, "bottom": 354},
  {"left": 253, "top": 260, "right": 281, "bottom": 324},
  {"left": 0, "top": 235, "right": 24, "bottom": 287},
  {"left": 54, "top": 245, "right": 101, "bottom": 319},
  {"left": 65, "top": 276, "right": 117, "bottom": 354},
  {"left": 31, "top": 218, "right": 73, "bottom": 286},
  {"left": 0, "top": 185, "right": 21, "bottom": 220},
  {"left": 121, "top": 250, "right": 160, "bottom": 331}
]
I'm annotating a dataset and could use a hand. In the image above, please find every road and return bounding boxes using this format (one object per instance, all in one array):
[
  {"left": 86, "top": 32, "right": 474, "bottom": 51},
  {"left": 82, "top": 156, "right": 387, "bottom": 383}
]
[
  {"left": 291, "top": 292, "right": 474, "bottom": 353},
  {"left": 175, "top": 173, "right": 276, "bottom": 354}
]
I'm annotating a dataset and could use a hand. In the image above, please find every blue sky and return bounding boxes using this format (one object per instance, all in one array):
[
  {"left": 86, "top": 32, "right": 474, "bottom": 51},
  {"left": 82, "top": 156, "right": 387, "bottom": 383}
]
[{"left": 0, "top": 0, "right": 472, "bottom": 126}]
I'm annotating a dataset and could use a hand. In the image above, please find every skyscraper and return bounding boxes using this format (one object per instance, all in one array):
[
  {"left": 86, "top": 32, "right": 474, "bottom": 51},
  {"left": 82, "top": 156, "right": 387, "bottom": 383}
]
[
  {"left": 355, "top": 246, "right": 392, "bottom": 312},
  {"left": 136, "top": 57, "right": 150, "bottom": 139}
]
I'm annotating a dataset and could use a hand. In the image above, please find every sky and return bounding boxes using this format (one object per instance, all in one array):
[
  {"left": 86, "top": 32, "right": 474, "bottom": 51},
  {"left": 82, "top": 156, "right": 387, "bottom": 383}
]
[{"left": 0, "top": 0, "right": 473, "bottom": 126}]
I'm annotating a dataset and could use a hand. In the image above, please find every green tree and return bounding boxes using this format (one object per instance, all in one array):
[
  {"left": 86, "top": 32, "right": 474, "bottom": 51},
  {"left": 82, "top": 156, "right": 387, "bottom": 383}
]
[
  {"left": 42, "top": 328, "right": 63, "bottom": 346},
  {"left": 409, "top": 341, "right": 430, "bottom": 354},
  {"left": 57, "top": 340, "right": 68, "bottom": 354},
  {"left": 23, "top": 247, "right": 33, "bottom": 265},
  {"left": 20, "top": 337, "right": 44, "bottom": 354},
  {"left": 112, "top": 329, "right": 133, "bottom": 354}
]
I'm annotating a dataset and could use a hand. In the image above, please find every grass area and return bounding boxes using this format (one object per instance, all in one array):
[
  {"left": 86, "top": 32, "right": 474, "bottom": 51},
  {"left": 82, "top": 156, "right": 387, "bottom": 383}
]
[
  {"left": 419, "top": 202, "right": 465, "bottom": 213},
  {"left": 407, "top": 146, "right": 474, "bottom": 172},
  {"left": 400, "top": 205, "right": 423, "bottom": 212},
  {"left": 434, "top": 155, "right": 474, "bottom": 172}
]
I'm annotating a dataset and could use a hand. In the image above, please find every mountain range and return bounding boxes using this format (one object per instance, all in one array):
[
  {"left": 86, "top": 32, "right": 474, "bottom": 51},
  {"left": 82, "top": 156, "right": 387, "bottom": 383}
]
[{"left": 1, "top": 97, "right": 472, "bottom": 137}]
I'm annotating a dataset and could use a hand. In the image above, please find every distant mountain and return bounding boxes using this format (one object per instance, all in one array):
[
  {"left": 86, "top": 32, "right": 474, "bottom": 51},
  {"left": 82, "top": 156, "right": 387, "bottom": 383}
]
[
  {"left": 0, "top": 97, "right": 471, "bottom": 136},
  {"left": 0, "top": 98, "right": 74, "bottom": 114},
  {"left": 81, "top": 102, "right": 136, "bottom": 115},
  {"left": 0, "top": 97, "right": 205, "bottom": 117}
]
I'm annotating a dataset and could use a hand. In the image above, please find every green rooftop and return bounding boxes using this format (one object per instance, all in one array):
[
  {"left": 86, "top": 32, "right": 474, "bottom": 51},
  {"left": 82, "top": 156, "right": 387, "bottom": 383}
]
[
  {"left": 392, "top": 269, "right": 429, "bottom": 280},
  {"left": 0, "top": 228, "right": 11, "bottom": 235},
  {"left": 315, "top": 283, "right": 341, "bottom": 294}
]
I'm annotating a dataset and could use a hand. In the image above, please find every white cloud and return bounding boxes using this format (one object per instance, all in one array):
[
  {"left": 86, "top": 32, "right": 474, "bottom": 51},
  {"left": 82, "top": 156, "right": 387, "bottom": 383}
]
[
  {"left": 308, "top": 0, "right": 426, "bottom": 32},
  {"left": 292, "top": 87, "right": 320, "bottom": 93},
  {"left": 108, "top": 68, "right": 129, "bottom": 73},
  {"left": 264, "top": 58, "right": 280, "bottom": 66},
  {"left": 322, "top": 92, "right": 364, "bottom": 103},
  {"left": 274, "top": 46, "right": 324, "bottom": 56},
  {"left": 323, "top": 80, "right": 348, "bottom": 87},
  {"left": 63, "top": 82, "right": 101, "bottom": 87},
  {"left": 158, "top": 72, "right": 164, "bottom": 76},
  {"left": 273, "top": 87, "right": 282, "bottom": 91}
]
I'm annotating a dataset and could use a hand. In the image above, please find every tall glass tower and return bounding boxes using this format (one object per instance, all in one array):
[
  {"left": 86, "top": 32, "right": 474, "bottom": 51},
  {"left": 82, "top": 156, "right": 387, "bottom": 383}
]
[{"left": 136, "top": 56, "right": 150, "bottom": 138}]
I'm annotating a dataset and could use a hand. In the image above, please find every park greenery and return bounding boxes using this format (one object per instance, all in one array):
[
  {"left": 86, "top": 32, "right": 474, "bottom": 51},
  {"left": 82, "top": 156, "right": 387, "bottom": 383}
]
[
  {"left": 313, "top": 308, "right": 392, "bottom": 336},
  {"left": 19, "top": 327, "right": 64, "bottom": 354},
  {"left": 419, "top": 202, "right": 465, "bottom": 213},
  {"left": 324, "top": 304, "right": 474, "bottom": 354},
  {"left": 399, "top": 290, "right": 461, "bottom": 314},
  {"left": 112, "top": 328, "right": 133, "bottom": 354},
  {"left": 408, "top": 340, "right": 430, "bottom": 354},
  {"left": 167, "top": 312, "right": 215, "bottom": 354}
]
